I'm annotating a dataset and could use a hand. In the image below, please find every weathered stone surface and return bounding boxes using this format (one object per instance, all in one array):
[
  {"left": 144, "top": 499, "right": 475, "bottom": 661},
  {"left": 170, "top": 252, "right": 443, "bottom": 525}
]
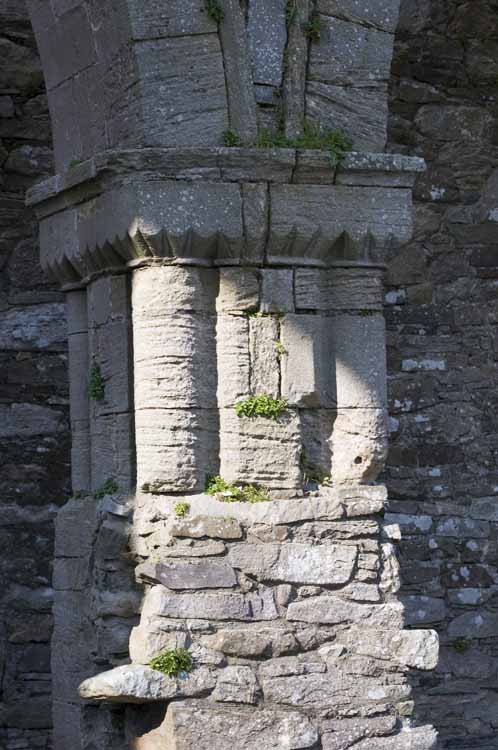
[
  {"left": 212, "top": 666, "right": 258, "bottom": 704},
  {"left": 335, "top": 628, "right": 439, "bottom": 670},
  {"left": 352, "top": 726, "right": 438, "bottom": 749},
  {"left": 217, "top": 269, "right": 259, "bottom": 312},
  {"left": 316, "top": 0, "right": 401, "bottom": 33},
  {"left": 260, "top": 269, "right": 294, "bottom": 313},
  {"left": 0, "top": 303, "right": 66, "bottom": 350},
  {"left": 281, "top": 314, "right": 335, "bottom": 407},
  {"left": 142, "top": 585, "right": 279, "bottom": 622},
  {"left": 448, "top": 611, "right": 498, "bottom": 639},
  {"left": 136, "top": 560, "right": 237, "bottom": 590},
  {"left": 228, "top": 543, "right": 357, "bottom": 585},
  {"left": 216, "top": 314, "right": 251, "bottom": 406},
  {"left": 247, "top": 0, "right": 287, "bottom": 87},
  {"left": 321, "top": 715, "right": 397, "bottom": 749},
  {"left": 294, "top": 268, "right": 383, "bottom": 312},
  {"left": 170, "top": 515, "right": 243, "bottom": 540},
  {"left": 249, "top": 315, "right": 280, "bottom": 398},
  {"left": 330, "top": 408, "right": 388, "bottom": 483},
  {"left": 204, "top": 628, "right": 297, "bottom": 658},
  {"left": 129, "top": 621, "right": 189, "bottom": 664},
  {"left": 401, "top": 596, "right": 447, "bottom": 626},
  {"left": 287, "top": 596, "right": 404, "bottom": 628},
  {"left": 78, "top": 664, "right": 216, "bottom": 703},
  {"left": 161, "top": 701, "right": 319, "bottom": 748}
]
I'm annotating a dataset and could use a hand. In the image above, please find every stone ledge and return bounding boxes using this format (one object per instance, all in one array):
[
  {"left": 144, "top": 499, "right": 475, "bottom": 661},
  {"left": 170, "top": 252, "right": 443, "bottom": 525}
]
[{"left": 26, "top": 147, "right": 425, "bottom": 211}]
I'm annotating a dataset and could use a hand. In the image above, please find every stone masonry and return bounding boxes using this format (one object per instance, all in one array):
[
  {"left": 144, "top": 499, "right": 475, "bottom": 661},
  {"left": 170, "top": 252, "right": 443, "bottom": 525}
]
[{"left": 0, "top": 0, "right": 463, "bottom": 748}]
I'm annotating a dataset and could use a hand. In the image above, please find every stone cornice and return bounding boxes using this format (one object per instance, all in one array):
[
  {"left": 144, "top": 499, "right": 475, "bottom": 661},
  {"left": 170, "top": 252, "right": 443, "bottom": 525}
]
[{"left": 27, "top": 147, "right": 425, "bottom": 286}]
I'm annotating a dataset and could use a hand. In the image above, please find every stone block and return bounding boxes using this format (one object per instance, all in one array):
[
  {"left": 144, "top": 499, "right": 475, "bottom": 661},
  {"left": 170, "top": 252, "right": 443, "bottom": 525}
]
[
  {"left": 287, "top": 596, "right": 404, "bottom": 628},
  {"left": 249, "top": 315, "right": 280, "bottom": 398},
  {"left": 0, "top": 302, "right": 66, "bottom": 351},
  {"left": 260, "top": 269, "right": 294, "bottom": 313},
  {"left": 132, "top": 266, "right": 218, "bottom": 316},
  {"left": 136, "top": 35, "right": 228, "bottom": 147},
  {"left": 170, "top": 515, "right": 243, "bottom": 540},
  {"left": 330, "top": 408, "right": 388, "bottom": 483},
  {"left": 127, "top": 0, "right": 214, "bottom": 39},
  {"left": 135, "top": 559, "right": 237, "bottom": 590},
  {"left": 217, "top": 269, "right": 260, "bottom": 312},
  {"left": 247, "top": 0, "right": 287, "bottom": 86},
  {"left": 54, "top": 496, "right": 99, "bottom": 558},
  {"left": 212, "top": 666, "right": 258, "bottom": 704},
  {"left": 216, "top": 314, "right": 251, "bottom": 406},
  {"left": 448, "top": 611, "right": 498, "bottom": 639},
  {"left": 352, "top": 726, "right": 438, "bottom": 750},
  {"left": 129, "top": 622, "right": 189, "bottom": 664},
  {"left": 90, "top": 411, "right": 135, "bottom": 490},
  {"left": 0, "top": 402, "right": 66, "bottom": 439},
  {"left": 294, "top": 268, "right": 384, "bottom": 312},
  {"left": 135, "top": 408, "right": 218, "bottom": 493},
  {"left": 269, "top": 184, "right": 412, "bottom": 263},
  {"left": 241, "top": 183, "right": 268, "bottom": 263},
  {"left": 228, "top": 543, "right": 357, "bottom": 585},
  {"left": 161, "top": 701, "right": 319, "bottom": 749},
  {"left": 316, "top": 0, "right": 401, "bottom": 33},
  {"left": 321, "top": 715, "right": 397, "bottom": 750},
  {"left": 205, "top": 628, "right": 297, "bottom": 658},
  {"left": 79, "top": 664, "right": 216, "bottom": 703},
  {"left": 280, "top": 314, "right": 335, "bottom": 407},
  {"left": 335, "top": 628, "right": 439, "bottom": 670},
  {"left": 219, "top": 409, "right": 302, "bottom": 493},
  {"left": 142, "top": 585, "right": 278, "bottom": 622},
  {"left": 401, "top": 596, "right": 447, "bottom": 626},
  {"left": 330, "top": 314, "right": 387, "bottom": 409},
  {"left": 134, "top": 313, "right": 217, "bottom": 409}
]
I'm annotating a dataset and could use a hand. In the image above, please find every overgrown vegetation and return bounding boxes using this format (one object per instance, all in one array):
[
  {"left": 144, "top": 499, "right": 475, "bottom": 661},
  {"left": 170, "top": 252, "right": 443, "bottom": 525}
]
[
  {"left": 205, "top": 0, "right": 224, "bottom": 23},
  {"left": 174, "top": 502, "right": 190, "bottom": 518},
  {"left": 255, "top": 120, "right": 352, "bottom": 167},
  {"left": 205, "top": 475, "right": 270, "bottom": 503},
  {"left": 149, "top": 648, "right": 192, "bottom": 677},
  {"left": 234, "top": 394, "right": 287, "bottom": 420},
  {"left": 223, "top": 129, "right": 240, "bottom": 147},
  {"left": 88, "top": 362, "right": 105, "bottom": 401},
  {"left": 93, "top": 478, "right": 119, "bottom": 499}
]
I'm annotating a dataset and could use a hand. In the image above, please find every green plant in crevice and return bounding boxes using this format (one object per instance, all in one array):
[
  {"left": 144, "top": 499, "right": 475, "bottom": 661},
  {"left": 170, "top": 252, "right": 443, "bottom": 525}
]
[
  {"left": 88, "top": 362, "right": 105, "bottom": 401},
  {"left": 93, "top": 478, "right": 119, "bottom": 499},
  {"left": 452, "top": 638, "right": 470, "bottom": 653},
  {"left": 358, "top": 308, "right": 377, "bottom": 317},
  {"left": 274, "top": 340, "right": 287, "bottom": 358},
  {"left": 304, "top": 16, "right": 323, "bottom": 41},
  {"left": 223, "top": 129, "right": 240, "bottom": 147},
  {"left": 205, "top": 0, "right": 224, "bottom": 23},
  {"left": 254, "top": 119, "right": 352, "bottom": 168},
  {"left": 285, "top": 0, "right": 297, "bottom": 26},
  {"left": 174, "top": 501, "right": 191, "bottom": 518},
  {"left": 149, "top": 648, "right": 193, "bottom": 677},
  {"left": 205, "top": 475, "right": 271, "bottom": 503},
  {"left": 68, "top": 158, "right": 83, "bottom": 169},
  {"left": 234, "top": 394, "right": 288, "bottom": 420}
]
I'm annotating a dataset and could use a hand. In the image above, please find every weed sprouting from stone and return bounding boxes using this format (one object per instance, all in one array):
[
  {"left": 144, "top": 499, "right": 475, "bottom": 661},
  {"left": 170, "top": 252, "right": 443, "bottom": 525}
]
[
  {"left": 234, "top": 394, "right": 287, "bottom": 420},
  {"left": 223, "top": 129, "right": 240, "bottom": 146},
  {"left": 88, "top": 362, "right": 105, "bottom": 401},
  {"left": 174, "top": 502, "right": 191, "bottom": 518},
  {"left": 274, "top": 340, "right": 287, "bottom": 358},
  {"left": 304, "top": 16, "right": 323, "bottom": 41},
  {"left": 205, "top": 475, "right": 270, "bottom": 503},
  {"left": 254, "top": 119, "right": 352, "bottom": 168},
  {"left": 149, "top": 648, "right": 193, "bottom": 677},
  {"left": 205, "top": 0, "right": 224, "bottom": 23},
  {"left": 93, "top": 478, "right": 119, "bottom": 499}
]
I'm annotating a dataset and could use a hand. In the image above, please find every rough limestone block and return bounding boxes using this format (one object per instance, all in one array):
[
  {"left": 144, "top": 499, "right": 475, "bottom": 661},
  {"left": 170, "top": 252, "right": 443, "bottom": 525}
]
[
  {"left": 335, "top": 628, "right": 439, "bottom": 670},
  {"left": 316, "top": 0, "right": 401, "bottom": 33},
  {"left": 142, "top": 585, "right": 278, "bottom": 622},
  {"left": 287, "top": 597, "right": 404, "bottom": 628},
  {"left": 228, "top": 543, "right": 357, "bottom": 585},
  {"left": 280, "top": 315, "right": 335, "bottom": 407},
  {"left": 132, "top": 266, "right": 218, "bottom": 316},
  {"left": 170, "top": 515, "right": 243, "bottom": 540},
  {"left": 135, "top": 559, "right": 237, "bottom": 590},
  {"left": 79, "top": 664, "right": 216, "bottom": 703},
  {"left": 134, "top": 313, "right": 217, "bottom": 409},
  {"left": 260, "top": 269, "right": 294, "bottom": 313},
  {"left": 294, "top": 268, "right": 384, "bottom": 312},
  {"left": 269, "top": 185, "right": 412, "bottom": 263},
  {"left": 135, "top": 408, "right": 218, "bottom": 493},
  {"left": 0, "top": 302, "right": 67, "bottom": 350},
  {"left": 161, "top": 701, "right": 319, "bottom": 749},
  {"left": 127, "top": 0, "right": 214, "bottom": 39},
  {"left": 352, "top": 726, "right": 438, "bottom": 750},
  {"left": 283, "top": 0, "right": 311, "bottom": 139},
  {"left": 130, "top": 622, "right": 189, "bottom": 664},
  {"left": 205, "top": 628, "right": 298, "bottom": 658},
  {"left": 247, "top": 0, "right": 287, "bottom": 86},
  {"left": 212, "top": 666, "right": 258, "bottom": 704},
  {"left": 309, "top": 17, "right": 394, "bottom": 86},
  {"left": 217, "top": 269, "right": 260, "bottom": 312},
  {"left": 306, "top": 81, "right": 389, "bottom": 153},
  {"left": 219, "top": 409, "right": 302, "bottom": 493},
  {"left": 90, "top": 411, "right": 135, "bottom": 490},
  {"left": 401, "top": 596, "right": 447, "bottom": 626},
  {"left": 321, "top": 715, "right": 397, "bottom": 750},
  {"left": 249, "top": 315, "right": 280, "bottom": 398},
  {"left": 329, "top": 314, "right": 387, "bottom": 409},
  {"left": 68, "top": 331, "right": 89, "bottom": 423},
  {"left": 241, "top": 183, "right": 268, "bottom": 263},
  {"left": 218, "top": 0, "right": 258, "bottom": 143},
  {"left": 330, "top": 408, "right": 388, "bottom": 483},
  {"left": 216, "top": 314, "right": 251, "bottom": 406},
  {"left": 135, "top": 35, "right": 228, "bottom": 147}
]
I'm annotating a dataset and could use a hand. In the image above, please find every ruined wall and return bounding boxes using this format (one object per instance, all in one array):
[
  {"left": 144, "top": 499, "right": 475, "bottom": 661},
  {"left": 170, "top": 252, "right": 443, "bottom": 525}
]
[
  {"left": 385, "top": 1, "right": 498, "bottom": 748},
  {"left": 0, "top": 2, "right": 69, "bottom": 749}
]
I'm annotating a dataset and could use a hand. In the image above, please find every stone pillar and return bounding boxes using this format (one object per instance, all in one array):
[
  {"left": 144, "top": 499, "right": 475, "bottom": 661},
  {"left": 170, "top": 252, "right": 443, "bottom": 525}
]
[{"left": 26, "top": 1, "right": 440, "bottom": 748}]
